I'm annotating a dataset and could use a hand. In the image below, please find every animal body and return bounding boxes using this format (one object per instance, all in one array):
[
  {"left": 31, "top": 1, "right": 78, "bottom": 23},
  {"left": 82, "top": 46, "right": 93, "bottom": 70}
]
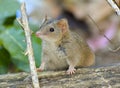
[{"left": 36, "top": 19, "right": 95, "bottom": 74}]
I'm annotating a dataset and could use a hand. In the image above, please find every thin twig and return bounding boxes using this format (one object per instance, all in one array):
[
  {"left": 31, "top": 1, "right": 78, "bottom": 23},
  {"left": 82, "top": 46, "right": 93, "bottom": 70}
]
[
  {"left": 39, "top": 14, "right": 48, "bottom": 29},
  {"left": 108, "top": 46, "right": 120, "bottom": 52},
  {"left": 107, "top": 0, "right": 120, "bottom": 15},
  {"left": 17, "top": 2, "right": 40, "bottom": 88},
  {"left": 16, "top": 18, "right": 24, "bottom": 30},
  {"left": 88, "top": 14, "right": 120, "bottom": 52},
  {"left": 87, "top": 15, "right": 113, "bottom": 44},
  {"left": 107, "top": 0, "right": 120, "bottom": 52}
]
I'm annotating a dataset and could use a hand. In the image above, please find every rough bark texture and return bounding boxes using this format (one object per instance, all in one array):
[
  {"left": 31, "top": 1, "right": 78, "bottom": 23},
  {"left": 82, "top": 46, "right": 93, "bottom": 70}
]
[
  {"left": 0, "top": 64, "right": 120, "bottom": 88},
  {"left": 18, "top": 3, "right": 40, "bottom": 88}
]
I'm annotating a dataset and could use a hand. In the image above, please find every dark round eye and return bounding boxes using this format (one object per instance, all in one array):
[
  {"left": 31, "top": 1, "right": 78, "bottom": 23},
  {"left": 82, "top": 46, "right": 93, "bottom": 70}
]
[{"left": 49, "top": 28, "right": 54, "bottom": 32}]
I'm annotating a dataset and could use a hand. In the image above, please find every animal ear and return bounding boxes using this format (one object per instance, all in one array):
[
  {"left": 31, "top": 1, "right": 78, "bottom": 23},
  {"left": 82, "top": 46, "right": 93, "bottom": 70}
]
[{"left": 56, "top": 19, "right": 69, "bottom": 33}]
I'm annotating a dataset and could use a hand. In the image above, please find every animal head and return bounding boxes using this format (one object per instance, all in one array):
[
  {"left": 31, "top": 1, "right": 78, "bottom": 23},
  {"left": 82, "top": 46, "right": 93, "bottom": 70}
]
[{"left": 36, "top": 18, "right": 69, "bottom": 42}]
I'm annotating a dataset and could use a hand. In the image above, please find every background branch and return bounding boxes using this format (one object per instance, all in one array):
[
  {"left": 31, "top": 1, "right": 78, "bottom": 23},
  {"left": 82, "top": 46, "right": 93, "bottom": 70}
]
[{"left": 107, "top": 0, "right": 120, "bottom": 15}]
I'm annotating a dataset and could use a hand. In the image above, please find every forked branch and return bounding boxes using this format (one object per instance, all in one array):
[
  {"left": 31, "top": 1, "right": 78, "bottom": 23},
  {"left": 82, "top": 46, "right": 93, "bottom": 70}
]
[{"left": 17, "top": 2, "right": 40, "bottom": 88}]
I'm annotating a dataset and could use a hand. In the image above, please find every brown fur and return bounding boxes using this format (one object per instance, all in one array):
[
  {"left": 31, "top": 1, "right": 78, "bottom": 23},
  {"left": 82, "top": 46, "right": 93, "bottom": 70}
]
[{"left": 36, "top": 19, "right": 95, "bottom": 71}]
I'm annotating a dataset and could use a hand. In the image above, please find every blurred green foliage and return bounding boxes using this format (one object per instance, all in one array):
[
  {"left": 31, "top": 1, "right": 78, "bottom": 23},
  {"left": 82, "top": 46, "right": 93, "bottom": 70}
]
[{"left": 0, "top": 0, "right": 42, "bottom": 74}]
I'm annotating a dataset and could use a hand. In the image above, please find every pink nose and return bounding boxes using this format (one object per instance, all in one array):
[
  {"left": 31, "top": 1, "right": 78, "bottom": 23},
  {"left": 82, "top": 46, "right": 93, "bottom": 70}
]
[{"left": 36, "top": 32, "right": 41, "bottom": 37}]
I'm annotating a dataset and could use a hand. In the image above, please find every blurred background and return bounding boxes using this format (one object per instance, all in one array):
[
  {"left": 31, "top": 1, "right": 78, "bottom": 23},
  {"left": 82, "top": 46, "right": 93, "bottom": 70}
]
[{"left": 0, "top": 0, "right": 120, "bottom": 74}]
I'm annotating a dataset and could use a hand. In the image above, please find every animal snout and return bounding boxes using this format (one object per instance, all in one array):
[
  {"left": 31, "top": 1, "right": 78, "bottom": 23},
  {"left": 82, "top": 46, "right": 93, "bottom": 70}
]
[{"left": 36, "top": 32, "right": 41, "bottom": 37}]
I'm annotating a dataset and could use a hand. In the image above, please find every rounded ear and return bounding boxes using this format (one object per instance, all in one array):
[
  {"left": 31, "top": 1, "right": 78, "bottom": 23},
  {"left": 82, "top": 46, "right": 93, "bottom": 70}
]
[{"left": 56, "top": 19, "right": 69, "bottom": 33}]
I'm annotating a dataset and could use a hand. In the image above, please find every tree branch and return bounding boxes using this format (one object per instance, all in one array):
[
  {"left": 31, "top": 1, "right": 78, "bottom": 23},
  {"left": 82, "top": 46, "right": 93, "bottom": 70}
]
[
  {"left": 1, "top": 64, "right": 120, "bottom": 87},
  {"left": 17, "top": 2, "right": 40, "bottom": 88},
  {"left": 107, "top": 0, "right": 120, "bottom": 15}
]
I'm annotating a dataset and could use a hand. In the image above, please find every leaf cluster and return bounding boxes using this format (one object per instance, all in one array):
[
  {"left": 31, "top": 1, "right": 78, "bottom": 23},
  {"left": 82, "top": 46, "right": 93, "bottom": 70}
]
[{"left": 0, "top": 0, "right": 42, "bottom": 74}]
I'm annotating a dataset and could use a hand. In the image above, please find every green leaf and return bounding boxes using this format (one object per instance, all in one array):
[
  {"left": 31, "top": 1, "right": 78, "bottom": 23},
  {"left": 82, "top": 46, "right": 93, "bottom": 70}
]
[
  {"left": 0, "top": 28, "right": 29, "bottom": 71},
  {"left": 0, "top": 0, "right": 19, "bottom": 19},
  {"left": 0, "top": 25, "right": 42, "bottom": 72},
  {"left": 3, "top": 15, "right": 16, "bottom": 27},
  {"left": 0, "top": 0, "right": 19, "bottom": 31},
  {"left": 32, "top": 34, "right": 42, "bottom": 67},
  {"left": 0, "top": 0, "right": 42, "bottom": 72},
  {"left": 0, "top": 46, "right": 11, "bottom": 74}
]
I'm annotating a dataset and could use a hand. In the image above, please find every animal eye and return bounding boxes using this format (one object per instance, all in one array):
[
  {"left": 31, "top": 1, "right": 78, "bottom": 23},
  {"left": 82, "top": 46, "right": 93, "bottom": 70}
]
[{"left": 49, "top": 28, "right": 54, "bottom": 32}]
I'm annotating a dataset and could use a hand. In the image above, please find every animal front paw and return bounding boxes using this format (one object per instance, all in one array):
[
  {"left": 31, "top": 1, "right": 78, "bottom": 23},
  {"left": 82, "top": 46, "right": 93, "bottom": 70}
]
[
  {"left": 37, "top": 62, "right": 45, "bottom": 72},
  {"left": 36, "top": 68, "right": 43, "bottom": 72},
  {"left": 67, "top": 67, "right": 76, "bottom": 74}
]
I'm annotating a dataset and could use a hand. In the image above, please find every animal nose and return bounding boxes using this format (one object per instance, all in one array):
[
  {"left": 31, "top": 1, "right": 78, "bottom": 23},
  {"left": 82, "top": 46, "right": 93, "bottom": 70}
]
[{"left": 36, "top": 32, "right": 41, "bottom": 37}]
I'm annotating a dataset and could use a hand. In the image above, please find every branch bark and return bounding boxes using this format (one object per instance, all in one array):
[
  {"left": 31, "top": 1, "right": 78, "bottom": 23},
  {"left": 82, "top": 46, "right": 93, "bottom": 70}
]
[
  {"left": 17, "top": 2, "right": 40, "bottom": 88},
  {"left": 0, "top": 64, "right": 120, "bottom": 88},
  {"left": 107, "top": 0, "right": 120, "bottom": 15}
]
